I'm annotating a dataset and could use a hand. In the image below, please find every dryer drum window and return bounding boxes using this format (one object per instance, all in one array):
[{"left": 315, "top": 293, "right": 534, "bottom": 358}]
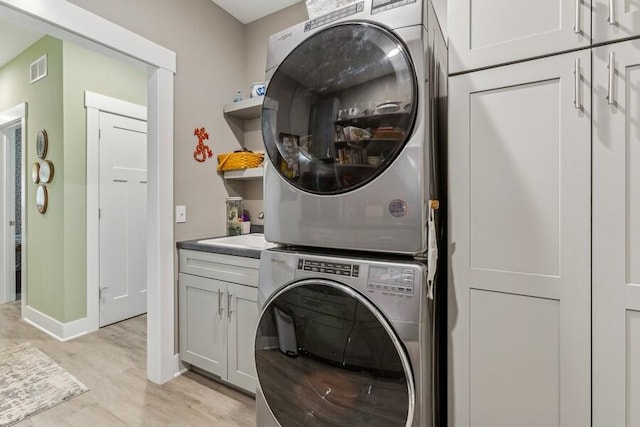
[
  {"left": 262, "top": 22, "right": 418, "bottom": 195},
  {"left": 255, "top": 281, "right": 414, "bottom": 427}
]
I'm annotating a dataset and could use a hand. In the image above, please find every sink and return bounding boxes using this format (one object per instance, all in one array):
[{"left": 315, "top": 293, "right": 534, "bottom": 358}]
[{"left": 197, "top": 233, "right": 276, "bottom": 250}]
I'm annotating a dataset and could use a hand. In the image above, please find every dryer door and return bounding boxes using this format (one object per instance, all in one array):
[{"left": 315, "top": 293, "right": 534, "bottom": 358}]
[
  {"left": 255, "top": 279, "right": 414, "bottom": 427},
  {"left": 262, "top": 22, "right": 418, "bottom": 195}
]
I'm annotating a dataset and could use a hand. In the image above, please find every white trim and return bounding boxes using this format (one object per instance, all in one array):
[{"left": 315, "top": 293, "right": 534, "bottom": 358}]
[
  {"left": 0, "top": 1, "right": 176, "bottom": 384},
  {"left": 146, "top": 68, "right": 176, "bottom": 383},
  {"left": 174, "top": 354, "right": 188, "bottom": 378},
  {"left": 0, "top": 103, "right": 26, "bottom": 126},
  {"left": 0, "top": 1, "right": 175, "bottom": 73},
  {"left": 23, "top": 304, "right": 89, "bottom": 342},
  {"left": 85, "top": 92, "right": 147, "bottom": 334},
  {"left": 85, "top": 91, "right": 147, "bottom": 121},
  {"left": 86, "top": 107, "right": 99, "bottom": 333}
]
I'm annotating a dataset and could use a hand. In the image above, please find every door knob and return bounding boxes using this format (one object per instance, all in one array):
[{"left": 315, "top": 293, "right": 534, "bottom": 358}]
[{"left": 9, "top": 221, "right": 15, "bottom": 226}]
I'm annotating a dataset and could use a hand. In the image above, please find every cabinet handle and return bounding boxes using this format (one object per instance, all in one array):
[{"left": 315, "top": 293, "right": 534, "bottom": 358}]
[
  {"left": 607, "top": 52, "right": 615, "bottom": 105},
  {"left": 608, "top": 0, "right": 615, "bottom": 25},
  {"left": 574, "top": 58, "right": 581, "bottom": 110},
  {"left": 227, "top": 293, "right": 233, "bottom": 319},
  {"left": 574, "top": 0, "right": 580, "bottom": 33},
  {"left": 218, "top": 290, "right": 224, "bottom": 317}
]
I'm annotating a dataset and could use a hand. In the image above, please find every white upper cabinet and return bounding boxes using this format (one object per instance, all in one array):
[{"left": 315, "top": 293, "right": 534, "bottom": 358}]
[
  {"left": 448, "top": 0, "right": 591, "bottom": 73},
  {"left": 593, "top": 0, "right": 640, "bottom": 44},
  {"left": 448, "top": 50, "right": 591, "bottom": 426},
  {"left": 592, "top": 38, "right": 640, "bottom": 427}
]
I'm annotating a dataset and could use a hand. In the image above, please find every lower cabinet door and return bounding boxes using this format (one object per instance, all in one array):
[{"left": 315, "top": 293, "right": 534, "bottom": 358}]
[
  {"left": 179, "top": 273, "right": 227, "bottom": 379},
  {"left": 226, "top": 283, "right": 258, "bottom": 393}
]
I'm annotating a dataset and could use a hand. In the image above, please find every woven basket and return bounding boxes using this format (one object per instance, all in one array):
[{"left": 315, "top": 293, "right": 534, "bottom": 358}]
[{"left": 217, "top": 149, "right": 264, "bottom": 172}]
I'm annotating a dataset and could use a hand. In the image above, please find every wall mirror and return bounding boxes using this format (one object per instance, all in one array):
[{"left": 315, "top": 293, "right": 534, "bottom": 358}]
[
  {"left": 36, "top": 129, "right": 48, "bottom": 159},
  {"left": 36, "top": 184, "right": 48, "bottom": 214},
  {"left": 38, "top": 160, "right": 54, "bottom": 183},
  {"left": 31, "top": 162, "right": 40, "bottom": 183}
]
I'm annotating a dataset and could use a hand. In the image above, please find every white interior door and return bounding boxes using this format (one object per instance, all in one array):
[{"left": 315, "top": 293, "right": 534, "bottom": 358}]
[
  {"left": 1, "top": 121, "right": 18, "bottom": 304},
  {"left": 99, "top": 111, "right": 147, "bottom": 327}
]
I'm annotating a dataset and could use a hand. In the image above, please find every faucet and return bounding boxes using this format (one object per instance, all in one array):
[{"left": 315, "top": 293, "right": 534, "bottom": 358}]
[{"left": 258, "top": 211, "right": 264, "bottom": 219}]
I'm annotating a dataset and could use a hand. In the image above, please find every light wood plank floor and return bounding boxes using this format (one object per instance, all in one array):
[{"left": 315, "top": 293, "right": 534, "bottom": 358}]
[{"left": 0, "top": 302, "right": 256, "bottom": 426}]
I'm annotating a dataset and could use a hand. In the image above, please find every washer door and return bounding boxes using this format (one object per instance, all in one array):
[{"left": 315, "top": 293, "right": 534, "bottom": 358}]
[
  {"left": 255, "top": 279, "right": 414, "bottom": 427},
  {"left": 262, "top": 22, "right": 418, "bottom": 195}
]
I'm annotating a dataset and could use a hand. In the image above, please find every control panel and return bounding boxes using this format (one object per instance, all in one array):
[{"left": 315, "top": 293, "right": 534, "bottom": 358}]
[
  {"left": 367, "top": 266, "right": 415, "bottom": 295},
  {"left": 304, "top": 1, "right": 365, "bottom": 32},
  {"left": 297, "top": 258, "right": 360, "bottom": 277},
  {"left": 371, "top": 0, "right": 417, "bottom": 14}
]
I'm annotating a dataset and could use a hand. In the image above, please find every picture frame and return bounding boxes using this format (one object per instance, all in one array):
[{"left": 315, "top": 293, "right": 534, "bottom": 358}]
[{"left": 36, "top": 129, "right": 48, "bottom": 159}]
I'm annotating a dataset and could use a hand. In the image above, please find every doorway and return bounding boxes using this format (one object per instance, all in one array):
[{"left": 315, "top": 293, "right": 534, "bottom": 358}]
[
  {"left": 0, "top": 103, "right": 25, "bottom": 306},
  {"left": 98, "top": 110, "right": 148, "bottom": 327},
  {"left": 0, "top": 1, "right": 176, "bottom": 384},
  {"left": 86, "top": 92, "right": 148, "bottom": 331}
]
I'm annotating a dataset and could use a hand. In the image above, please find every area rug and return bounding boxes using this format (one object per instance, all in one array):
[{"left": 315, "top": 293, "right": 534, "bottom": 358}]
[{"left": 0, "top": 342, "right": 88, "bottom": 426}]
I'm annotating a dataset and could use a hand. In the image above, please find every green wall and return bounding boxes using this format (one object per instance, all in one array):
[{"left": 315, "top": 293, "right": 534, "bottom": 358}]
[
  {"left": 0, "top": 36, "right": 146, "bottom": 323},
  {"left": 0, "top": 36, "right": 65, "bottom": 320},
  {"left": 62, "top": 41, "right": 146, "bottom": 321}
]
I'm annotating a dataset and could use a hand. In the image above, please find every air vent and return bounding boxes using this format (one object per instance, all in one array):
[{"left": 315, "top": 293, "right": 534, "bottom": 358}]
[{"left": 29, "top": 55, "right": 47, "bottom": 84}]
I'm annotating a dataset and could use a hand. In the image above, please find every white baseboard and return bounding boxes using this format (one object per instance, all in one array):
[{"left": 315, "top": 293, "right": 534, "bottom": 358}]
[
  {"left": 174, "top": 353, "right": 188, "bottom": 377},
  {"left": 23, "top": 305, "right": 89, "bottom": 342}
]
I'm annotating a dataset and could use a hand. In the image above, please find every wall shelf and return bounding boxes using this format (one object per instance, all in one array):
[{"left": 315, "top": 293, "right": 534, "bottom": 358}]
[
  {"left": 223, "top": 97, "right": 263, "bottom": 120},
  {"left": 223, "top": 167, "right": 264, "bottom": 180}
]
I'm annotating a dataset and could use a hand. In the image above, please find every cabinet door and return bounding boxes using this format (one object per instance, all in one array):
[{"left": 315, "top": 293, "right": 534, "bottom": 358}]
[
  {"left": 448, "top": 0, "right": 590, "bottom": 73},
  {"left": 593, "top": 39, "right": 640, "bottom": 427},
  {"left": 179, "top": 273, "right": 227, "bottom": 378},
  {"left": 227, "top": 283, "right": 258, "bottom": 394},
  {"left": 593, "top": 0, "right": 640, "bottom": 44},
  {"left": 448, "top": 50, "right": 591, "bottom": 427}
]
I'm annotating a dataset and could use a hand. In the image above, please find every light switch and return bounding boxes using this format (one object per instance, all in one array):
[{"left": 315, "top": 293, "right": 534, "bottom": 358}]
[{"left": 176, "top": 205, "right": 186, "bottom": 223}]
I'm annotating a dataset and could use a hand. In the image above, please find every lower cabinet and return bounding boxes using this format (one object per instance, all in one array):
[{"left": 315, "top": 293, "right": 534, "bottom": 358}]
[{"left": 178, "top": 250, "right": 259, "bottom": 394}]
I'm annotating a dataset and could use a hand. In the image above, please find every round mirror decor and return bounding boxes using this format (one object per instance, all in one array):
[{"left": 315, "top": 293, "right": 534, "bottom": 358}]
[
  {"left": 36, "top": 184, "right": 48, "bottom": 214},
  {"left": 32, "top": 163, "right": 40, "bottom": 184},
  {"left": 36, "top": 130, "right": 48, "bottom": 159},
  {"left": 38, "top": 160, "right": 54, "bottom": 183}
]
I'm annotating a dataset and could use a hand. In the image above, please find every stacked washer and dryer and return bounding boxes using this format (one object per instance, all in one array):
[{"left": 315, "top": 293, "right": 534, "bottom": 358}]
[{"left": 254, "top": 1, "right": 447, "bottom": 426}]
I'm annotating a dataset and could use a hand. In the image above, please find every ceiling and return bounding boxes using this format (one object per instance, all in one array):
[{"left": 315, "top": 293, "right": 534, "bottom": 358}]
[
  {"left": 211, "top": 0, "right": 303, "bottom": 24},
  {"left": 0, "top": 17, "right": 43, "bottom": 68}
]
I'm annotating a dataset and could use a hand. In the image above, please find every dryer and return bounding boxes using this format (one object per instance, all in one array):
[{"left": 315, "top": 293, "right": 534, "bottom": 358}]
[
  {"left": 262, "top": 0, "right": 439, "bottom": 255},
  {"left": 254, "top": 247, "right": 432, "bottom": 427}
]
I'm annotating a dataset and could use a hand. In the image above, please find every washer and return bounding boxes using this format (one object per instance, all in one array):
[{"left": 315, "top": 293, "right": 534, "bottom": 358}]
[
  {"left": 262, "top": 0, "right": 438, "bottom": 255},
  {"left": 255, "top": 247, "right": 432, "bottom": 427}
]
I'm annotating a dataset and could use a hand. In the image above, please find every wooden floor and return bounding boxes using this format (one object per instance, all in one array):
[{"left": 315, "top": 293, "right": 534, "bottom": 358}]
[{"left": 0, "top": 302, "right": 256, "bottom": 426}]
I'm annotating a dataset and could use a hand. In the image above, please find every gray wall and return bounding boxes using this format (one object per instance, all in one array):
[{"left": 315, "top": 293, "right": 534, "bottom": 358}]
[
  {"left": 68, "top": 0, "right": 308, "bottom": 240},
  {"left": 68, "top": 0, "right": 247, "bottom": 243}
]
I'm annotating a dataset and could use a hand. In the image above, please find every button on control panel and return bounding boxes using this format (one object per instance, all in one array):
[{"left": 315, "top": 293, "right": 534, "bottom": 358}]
[{"left": 297, "top": 258, "right": 360, "bottom": 277}]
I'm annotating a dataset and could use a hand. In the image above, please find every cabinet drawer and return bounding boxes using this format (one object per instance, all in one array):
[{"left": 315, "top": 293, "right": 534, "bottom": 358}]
[{"left": 179, "top": 249, "right": 259, "bottom": 287}]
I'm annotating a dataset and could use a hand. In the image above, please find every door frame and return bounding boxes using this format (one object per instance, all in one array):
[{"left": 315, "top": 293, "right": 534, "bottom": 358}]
[
  {"left": 86, "top": 91, "right": 147, "bottom": 333},
  {"left": 0, "top": 0, "right": 177, "bottom": 384},
  {"left": 0, "top": 103, "right": 26, "bottom": 307}
]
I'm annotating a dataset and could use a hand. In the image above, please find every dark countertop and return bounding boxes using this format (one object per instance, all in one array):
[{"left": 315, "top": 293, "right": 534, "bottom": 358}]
[{"left": 177, "top": 225, "right": 267, "bottom": 259}]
